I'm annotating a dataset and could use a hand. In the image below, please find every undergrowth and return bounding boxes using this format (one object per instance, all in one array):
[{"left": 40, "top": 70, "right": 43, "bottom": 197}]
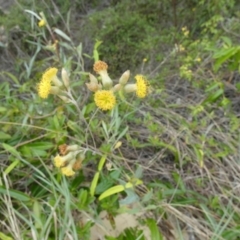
[{"left": 1, "top": 1, "right": 240, "bottom": 240}]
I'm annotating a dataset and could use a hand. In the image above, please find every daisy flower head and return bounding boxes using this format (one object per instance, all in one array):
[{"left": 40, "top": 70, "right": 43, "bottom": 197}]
[
  {"left": 42, "top": 67, "right": 62, "bottom": 87},
  {"left": 37, "top": 68, "right": 62, "bottom": 99},
  {"left": 37, "top": 77, "right": 52, "bottom": 99},
  {"left": 135, "top": 75, "right": 149, "bottom": 98},
  {"left": 124, "top": 75, "right": 149, "bottom": 98},
  {"left": 94, "top": 90, "right": 116, "bottom": 111}
]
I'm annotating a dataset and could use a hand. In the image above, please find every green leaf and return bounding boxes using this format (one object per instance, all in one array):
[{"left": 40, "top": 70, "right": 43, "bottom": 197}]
[
  {"left": 98, "top": 155, "right": 107, "bottom": 171},
  {"left": 0, "top": 232, "right": 13, "bottom": 240},
  {"left": 2, "top": 143, "right": 20, "bottom": 158},
  {"left": 90, "top": 172, "right": 100, "bottom": 196},
  {"left": 0, "top": 132, "right": 11, "bottom": 140},
  {"left": 117, "top": 126, "right": 129, "bottom": 141},
  {"left": 213, "top": 47, "right": 238, "bottom": 59},
  {"left": 93, "top": 40, "right": 102, "bottom": 62},
  {"left": 95, "top": 176, "right": 114, "bottom": 195},
  {"left": 220, "top": 36, "right": 232, "bottom": 47},
  {"left": 142, "top": 190, "right": 153, "bottom": 203},
  {"left": 213, "top": 47, "right": 240, "bottom": 71},
  {"left": 53, "top": 28, "right": 72, "bottom": 42},
  {"left": 0, "top": 107, "right": 7, "bottom": 113},
  {"left": 33, "top": 200, "right": 43, "bottom": 229},
  {"left": 206, "top": 88, "right": 224, "bottom": 103},
  {"left": 99, "top": 185, "right": 125, "bottom": 201},
  {"left": 4, "top": 159, "right": 20, "bottom": 175},
  {"left": 0, "top": 71, "right": 19, "bottom": 85},
  {"left": 146, "top": 219, "right": 163, "bottom": 240},
  {"left": 78, "top": 189, "right": 88, "bottom": 209},
  {"left": 0, "top": 186, "right": 31, "bottom": 202}
]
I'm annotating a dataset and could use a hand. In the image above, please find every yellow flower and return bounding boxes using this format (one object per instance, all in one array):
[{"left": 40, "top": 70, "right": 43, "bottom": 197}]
[
  {"left": 37, "top": 78, "right": 52, "bottom": 99},
  {"left": 53, "top": 152, "right": 74, "bottom": 168},
  {"left": 37, "top": 68, "right": 61, "bottom": 98},
  {"left": 43, "top": 67, "right": 62, "bottom": 87},
  {"left": 94, "top": 90, "right": 116, "bottom": 110},
  {"left": 135, "top": 75, "right": 148, "bottom": 98},
  {"left": 93, "top": 61, "right": 112, "bottom": 88},
  {"left": 61, "top": 160, "right": 76, "bottom": 177},
  {"left": 61, "top": 166, "right": 75, "bottom": 177},
  {"left": 43, "top": 67, "right": 58, "bottom": 81},
  {"left": 124, "top": 75, "right": 149, "bottom": 98},
  {"left": 38, "top": 19, "right": 46, "bottom": 27}
]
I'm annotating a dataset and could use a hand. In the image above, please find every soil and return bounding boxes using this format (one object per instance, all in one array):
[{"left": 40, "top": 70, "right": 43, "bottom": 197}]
[{"left": 0, "top": 0, "right": 14, "bottom": 11}]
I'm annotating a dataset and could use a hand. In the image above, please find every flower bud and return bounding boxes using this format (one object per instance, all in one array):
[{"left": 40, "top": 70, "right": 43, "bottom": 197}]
[
  {"left": 61, "top": 68, "right": 70, "bottom": 89},
  {"left": 119, "top": 70, "right": 130, "bottom": 85},
  {"left": 58, "top": 95, "right": 70, "bottom": 103},
  {"left": 99, "top": 71, "right": 113, "bottom": 88},
  {"left": 86, "top": 82, "right": 101, "bottom": 92},
  {"left": 89, "top": 73, "right": 99, "bottom": 84},
  {"left": 112, "top": 83, "right": 122, "bottom": 92}
]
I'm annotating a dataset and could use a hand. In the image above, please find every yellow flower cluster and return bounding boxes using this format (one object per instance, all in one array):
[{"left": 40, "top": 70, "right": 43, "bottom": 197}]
[
  {"left": 37, "top": 67, "right": 70, "bottom": 100},
  {"left": 37, "top": 68, "right": 58, "bottom": 99},
  {"left": 86, "top": 60, "right": 150, "bottom": 110},
  {"left": 53, "top": 144, "right": 84, "bottom": 177}
]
